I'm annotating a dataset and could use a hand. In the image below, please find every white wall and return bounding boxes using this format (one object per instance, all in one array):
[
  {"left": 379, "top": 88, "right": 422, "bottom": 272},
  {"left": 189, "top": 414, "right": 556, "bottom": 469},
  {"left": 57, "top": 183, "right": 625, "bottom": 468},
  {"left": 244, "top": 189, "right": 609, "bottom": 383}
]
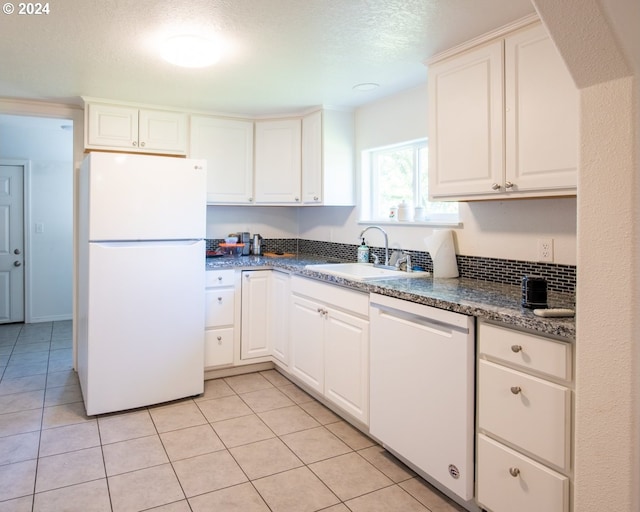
[
  {"left": 299, "top": 83, "right": 578, "bottom": 265},
  {"left": 205, "top": 205, "right": 299, "bottom": 240},
  {"left": 0, "top": 114, "right": 74, "bottom": 322}
]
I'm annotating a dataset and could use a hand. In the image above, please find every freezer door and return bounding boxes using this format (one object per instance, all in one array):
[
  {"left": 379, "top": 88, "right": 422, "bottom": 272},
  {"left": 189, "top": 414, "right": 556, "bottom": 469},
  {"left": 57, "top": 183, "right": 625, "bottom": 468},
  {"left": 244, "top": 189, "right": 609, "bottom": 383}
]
[
  {"left": 79, "top": 240, "right": 205, "bottom": 415},
  {"left": 84, "top": 152, "right": 206, "bottom": 241}
]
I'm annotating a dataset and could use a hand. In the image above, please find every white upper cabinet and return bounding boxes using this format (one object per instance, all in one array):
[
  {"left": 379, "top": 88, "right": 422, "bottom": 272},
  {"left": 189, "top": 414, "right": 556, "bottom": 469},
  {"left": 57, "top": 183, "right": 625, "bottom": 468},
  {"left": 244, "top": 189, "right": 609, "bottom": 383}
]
[
  {"left": 190, "top": 116, "right": 254, "bottom": 204},
  {"left": 85, "top": 101, "right": 187, "bottom": 155},
  {"left": 302, "top": 109, "right": 355, "bottom": 205},
  {"left": 428, "top": 41, "right": 504, "bottom": 198},
  {"left": 254, "top": 118, "right": 302, "bottom": 204},
  {"left": 428, "top": 21, "right": 578, "bottom": 201},
  {"left": 504, "top": 24, "right": 578, "bottom": 192}
]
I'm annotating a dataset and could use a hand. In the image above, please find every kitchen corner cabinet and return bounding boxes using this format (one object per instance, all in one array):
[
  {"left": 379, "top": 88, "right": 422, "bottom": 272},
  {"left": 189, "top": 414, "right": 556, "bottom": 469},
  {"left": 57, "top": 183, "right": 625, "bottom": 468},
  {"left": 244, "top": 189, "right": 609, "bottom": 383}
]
[
  {"left": 254, "top": 119, "right": 302, "bottom": 204},
  {"left": 190, "top": 116, "right": 254, "bottom": 204},
  {"left": 240, "top": 270, "right": 291, "bottom": 363},
  {"left": 476, "top": 321, "right": 574, "bottom": 512},
  {"left": 84, "top": 102, "right": 187, "bottom": 155},
  {"left": 204, "top": 269, "right": 237, "bottom": 368},
  {"left": 428, "top": 22, "right": 578, "bottom": 201},
  {"left": 301, "top": 109, "right": 355, "bottom": 205},
  {"left": 289, "top": 276, "right": 369, "bottom": 424}
]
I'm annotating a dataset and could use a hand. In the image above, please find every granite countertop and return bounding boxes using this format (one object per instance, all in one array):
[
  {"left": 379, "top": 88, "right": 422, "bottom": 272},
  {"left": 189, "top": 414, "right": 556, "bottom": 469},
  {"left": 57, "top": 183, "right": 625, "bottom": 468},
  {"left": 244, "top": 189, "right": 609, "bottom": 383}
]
[{"left": 206, "top": 254, "right": 576, "bottom": 340}]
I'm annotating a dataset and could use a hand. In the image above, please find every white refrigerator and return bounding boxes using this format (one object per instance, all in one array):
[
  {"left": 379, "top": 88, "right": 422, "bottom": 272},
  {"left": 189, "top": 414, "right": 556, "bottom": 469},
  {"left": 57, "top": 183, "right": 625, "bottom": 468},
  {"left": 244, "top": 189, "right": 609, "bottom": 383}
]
[{"left": 77, "top": 152, "right": 207, "bottom": 415}]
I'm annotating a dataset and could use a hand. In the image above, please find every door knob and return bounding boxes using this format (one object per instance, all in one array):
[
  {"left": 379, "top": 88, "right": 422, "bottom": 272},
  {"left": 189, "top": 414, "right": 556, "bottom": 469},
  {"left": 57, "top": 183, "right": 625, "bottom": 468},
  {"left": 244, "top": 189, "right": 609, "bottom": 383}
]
[
  {"left": 14, "top": 249, "right": 21, "bottom": 255},
  {"left": 14, "top": 261, "right": 22, "bottom": 267}
]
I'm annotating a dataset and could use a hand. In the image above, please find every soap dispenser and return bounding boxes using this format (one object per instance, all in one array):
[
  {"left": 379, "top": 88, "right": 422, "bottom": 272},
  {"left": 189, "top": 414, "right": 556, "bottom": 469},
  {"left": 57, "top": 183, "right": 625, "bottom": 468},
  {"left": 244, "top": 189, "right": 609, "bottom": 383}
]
[{"left": 357, "top": 238, "right": 369, "bottom": 263}]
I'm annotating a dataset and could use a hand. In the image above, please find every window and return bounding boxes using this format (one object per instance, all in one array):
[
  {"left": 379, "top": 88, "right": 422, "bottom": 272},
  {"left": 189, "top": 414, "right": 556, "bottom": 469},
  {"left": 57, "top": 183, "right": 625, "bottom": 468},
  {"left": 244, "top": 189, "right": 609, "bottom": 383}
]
[{"left": 361, "top": 139, "right": 458, "bottom": 223}]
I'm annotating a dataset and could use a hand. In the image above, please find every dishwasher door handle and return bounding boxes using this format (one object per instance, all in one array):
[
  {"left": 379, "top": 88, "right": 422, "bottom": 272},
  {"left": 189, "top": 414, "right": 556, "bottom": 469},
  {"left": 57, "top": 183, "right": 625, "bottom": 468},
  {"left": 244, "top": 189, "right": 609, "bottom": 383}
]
[{"left": 370, "top": 302, "right": 470, "bottom": 335}]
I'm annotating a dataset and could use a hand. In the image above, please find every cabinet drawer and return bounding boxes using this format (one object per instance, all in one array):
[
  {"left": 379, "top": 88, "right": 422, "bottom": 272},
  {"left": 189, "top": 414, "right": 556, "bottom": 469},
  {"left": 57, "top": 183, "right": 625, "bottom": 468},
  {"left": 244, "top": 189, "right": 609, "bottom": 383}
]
[
  {"left": 205, "top": 289, "right": 235, "bottom": 327},
  {"left": 479, "top": 322, "right": 572, "bottom": 380},
  {"left": 478, "top": 359, "right": 571, "bottom": 470},
  {"left": 204, "top": 328, "right": 234, "bottom": 367},
  {"left": 291, "top": 276, "right": 368, "bottom": 317},
  {"left": 477, "top": 434, "right": 569, "bottom": 512},
  {"left": 205, "top": 269, "right": 236, "bottom": 288}
]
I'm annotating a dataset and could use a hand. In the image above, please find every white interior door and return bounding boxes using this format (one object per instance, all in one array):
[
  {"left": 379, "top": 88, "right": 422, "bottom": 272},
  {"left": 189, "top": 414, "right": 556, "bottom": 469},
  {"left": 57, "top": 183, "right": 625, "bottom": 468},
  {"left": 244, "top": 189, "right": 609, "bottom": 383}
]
[{"left": 0, "top": 163, "right": 25, "bottom": 323}]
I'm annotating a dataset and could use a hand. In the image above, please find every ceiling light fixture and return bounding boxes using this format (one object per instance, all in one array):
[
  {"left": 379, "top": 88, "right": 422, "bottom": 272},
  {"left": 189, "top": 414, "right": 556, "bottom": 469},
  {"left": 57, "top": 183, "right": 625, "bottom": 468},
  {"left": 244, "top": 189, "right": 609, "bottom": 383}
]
[
  {"left": 352, "top": 82, "right": 380, "bottom": 92},
  {"left": 160, "top": 34, "right": 221, "bottom": 68}
]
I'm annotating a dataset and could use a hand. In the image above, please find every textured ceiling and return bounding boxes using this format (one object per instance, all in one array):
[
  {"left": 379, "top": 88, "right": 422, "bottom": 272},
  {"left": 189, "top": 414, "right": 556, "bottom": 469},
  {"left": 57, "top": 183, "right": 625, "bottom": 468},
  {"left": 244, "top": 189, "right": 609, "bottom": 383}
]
[{"left": 0, "top": 0, "right": 534, "bottom": 115}]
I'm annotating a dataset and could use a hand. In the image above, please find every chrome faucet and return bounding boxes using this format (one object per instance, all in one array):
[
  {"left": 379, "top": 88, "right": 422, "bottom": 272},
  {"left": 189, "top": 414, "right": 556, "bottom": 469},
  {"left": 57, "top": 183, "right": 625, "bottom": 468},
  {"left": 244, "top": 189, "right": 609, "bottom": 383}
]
[
  {"left": 359, "top": 226, "right": 389, "bottom": 266},
  {"left": 395, "top": 251, "right": 412, "bottom": 272}
]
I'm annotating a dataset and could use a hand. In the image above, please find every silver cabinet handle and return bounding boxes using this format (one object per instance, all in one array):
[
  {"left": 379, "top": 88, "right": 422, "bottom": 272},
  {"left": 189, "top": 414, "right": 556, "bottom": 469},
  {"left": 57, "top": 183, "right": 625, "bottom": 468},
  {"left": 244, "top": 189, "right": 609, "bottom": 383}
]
[
  {"left": 217, "top": 297, "right": 223, "bottom": 303},
  {"left": 491, "top": 183, "right": 501, "bottom": 190},
  {"left": 218, "top": 276, "right": 223, "bottom": 281},
  {"left": 217, "top": 336, "right": 222, "bottom": 344},
  {"left": 132, "top": 141, "right": 137, "bottom": 147},
  {"left": 505, "top": 181, "right": 514, "bottom": 189},
  {"left": 248, "top": 197, "right": 253, "bottom": 202},
  {"left": 14, "top": 261, "right": 22, "bottom": 267},
  {"left": 295, "top": 197, "right": 300, "bottom": 202},
  {"left": 14, "top": 249, "right": 21, "bottom": 255},
  {"left": 509, "top": 467, "right": 520, "bottom": 477},
  {"left": 510, "top": 386, "right": 522, "bottom": 395},
  {"left": 511, "top": 345, "right": 522, "bottom": 353},
  {"left": 140, "top": 141, "right": 146, "bottom": 147},
  {"left": 313, "top": 196, "right": 319, "bottom": 201}
]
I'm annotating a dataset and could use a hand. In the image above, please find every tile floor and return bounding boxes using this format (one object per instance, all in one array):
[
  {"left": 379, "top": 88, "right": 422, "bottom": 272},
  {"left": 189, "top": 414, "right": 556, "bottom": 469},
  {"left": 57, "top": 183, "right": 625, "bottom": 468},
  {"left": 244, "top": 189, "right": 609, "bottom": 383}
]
[{"left": 0, "top": 321, "right": 466, "bottom": 512}]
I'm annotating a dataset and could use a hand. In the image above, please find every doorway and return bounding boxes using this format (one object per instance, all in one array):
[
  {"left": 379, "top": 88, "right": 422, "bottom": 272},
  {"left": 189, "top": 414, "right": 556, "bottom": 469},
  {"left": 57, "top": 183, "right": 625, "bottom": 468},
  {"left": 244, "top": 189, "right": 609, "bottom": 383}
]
[
  {"left": 0, "top": 162, "right": 25, "bottom": 323},
  {"left": 0, "top": 114, "right": 74, "bottom": 323}
]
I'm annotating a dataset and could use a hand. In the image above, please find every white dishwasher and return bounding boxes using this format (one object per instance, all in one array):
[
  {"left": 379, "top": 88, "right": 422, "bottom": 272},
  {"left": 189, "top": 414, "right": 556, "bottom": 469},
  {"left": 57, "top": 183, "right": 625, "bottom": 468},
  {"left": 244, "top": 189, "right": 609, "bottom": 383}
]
[{"left": 369, "top": 293, "right": 476, "bottom": 505}]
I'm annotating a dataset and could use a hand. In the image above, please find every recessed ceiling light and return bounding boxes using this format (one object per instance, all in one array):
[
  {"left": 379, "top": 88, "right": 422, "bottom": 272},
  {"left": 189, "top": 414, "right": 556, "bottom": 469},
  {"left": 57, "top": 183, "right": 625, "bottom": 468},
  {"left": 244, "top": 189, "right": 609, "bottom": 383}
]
[
  {"left": 353, "top": 82, "right": 380, "bottom": 92},
  {"left": 160, "top": 34, "right": 221, "bottom": 68}
]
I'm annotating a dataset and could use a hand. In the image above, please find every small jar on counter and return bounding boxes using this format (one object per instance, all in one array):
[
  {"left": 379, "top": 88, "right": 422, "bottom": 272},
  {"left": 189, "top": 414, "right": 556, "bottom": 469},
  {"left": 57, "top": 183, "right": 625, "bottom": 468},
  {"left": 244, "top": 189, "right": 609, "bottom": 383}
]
[{"left": 397, "top": 200, "right": 413, "bottom": 222}]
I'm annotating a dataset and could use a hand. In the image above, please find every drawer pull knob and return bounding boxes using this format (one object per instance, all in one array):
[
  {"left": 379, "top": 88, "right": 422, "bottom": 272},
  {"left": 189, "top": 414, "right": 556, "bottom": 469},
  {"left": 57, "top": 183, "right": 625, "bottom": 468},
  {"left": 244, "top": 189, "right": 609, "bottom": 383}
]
[
  {"left": 217, "top": 297, "right": 223, "bottom": 302},
  {"left": 510, "top": 386, "right": 522, "bottom": 395},
  {"left": 217, "top": 336, "right": 222, "bottom": 344},
  {"left": 509, "top": 467, "right": 520, "bottom": 478},
  {"left": 218, "top": 276, "right": 223, "bottom": 281},
  {"left": 511, "top": 345, "right": 522, "bottom": 353}
]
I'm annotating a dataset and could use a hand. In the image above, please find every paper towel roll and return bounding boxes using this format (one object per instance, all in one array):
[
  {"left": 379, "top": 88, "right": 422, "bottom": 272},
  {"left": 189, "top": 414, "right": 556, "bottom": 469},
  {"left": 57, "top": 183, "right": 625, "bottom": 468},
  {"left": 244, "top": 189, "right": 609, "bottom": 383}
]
[{"left": 424, "top": 229, "right": 459, "bottom": 278}]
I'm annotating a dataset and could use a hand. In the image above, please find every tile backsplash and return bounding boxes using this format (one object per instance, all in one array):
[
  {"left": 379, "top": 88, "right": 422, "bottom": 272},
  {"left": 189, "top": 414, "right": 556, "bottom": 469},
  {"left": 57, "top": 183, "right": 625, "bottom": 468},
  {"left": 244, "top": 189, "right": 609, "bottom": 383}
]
[{"left": 207, "top": 238, "right": 576, "bottom": 294}]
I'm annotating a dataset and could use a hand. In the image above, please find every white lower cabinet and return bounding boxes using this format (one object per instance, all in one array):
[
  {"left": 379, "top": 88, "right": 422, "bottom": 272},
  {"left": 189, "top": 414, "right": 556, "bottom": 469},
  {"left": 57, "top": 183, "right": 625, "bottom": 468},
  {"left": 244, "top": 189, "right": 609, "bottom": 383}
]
[
  {"left": 476, "top": 321, "right": 574, "bottom": 512},
  {"left": 240, "top": 270, "right": 291, "bottom": 363},
  {"left": 289, "top": 276, "right": 369, "bottom": 424},
  {"left": 270, "top": 270, "right": 291, "bottom": 365},
  {"left": 204, "top": 270, "right": 237, "bottom": 368}
]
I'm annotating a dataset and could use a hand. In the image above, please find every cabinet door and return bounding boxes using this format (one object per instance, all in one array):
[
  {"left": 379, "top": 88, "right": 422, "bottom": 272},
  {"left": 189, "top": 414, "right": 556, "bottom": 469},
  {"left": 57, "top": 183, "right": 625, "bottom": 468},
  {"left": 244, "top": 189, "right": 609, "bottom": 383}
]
[
  {"left": 240, "top": 271, "right": 272, "bottom": 359},
  {"left": 270, "top": 271, "right": 291, "bottom": 365},
  {"left": 205, "top": 328, "right": 234, "bottom": 367},
  {"left": 190, "top": 116, "right": 254, "bottom": 204},
  {"left": 477, "top": 434, "right": 569, "bottom": 512},
  {"left": 324, "top": 308, "right": 369, "bottom": 424},
  {"left": 478, "top": 359, "right": 572, "bottom": 470},
  {"left": 428, "top": 40, "right": 504, "bottom": 199},
  {"left": 205, "top": 288, "right": 235, "bottom": 328},
  {"left": 302, "top": 110, "right": 323, "bottom": 204},
  {"left": 86, "top": 103, "right": 139, "bottom": 149},
  {"left": 254, "top": 119, "right": 302, "bottom": 203},
  {"left": 504, "top": 24, "right": 578, "bottom": 192},
  {"left": 138, "top": 109, "right": 187, "bottom": 154},
  {"left": 289, "top": 294, "right": 324, "bottom": 392}
]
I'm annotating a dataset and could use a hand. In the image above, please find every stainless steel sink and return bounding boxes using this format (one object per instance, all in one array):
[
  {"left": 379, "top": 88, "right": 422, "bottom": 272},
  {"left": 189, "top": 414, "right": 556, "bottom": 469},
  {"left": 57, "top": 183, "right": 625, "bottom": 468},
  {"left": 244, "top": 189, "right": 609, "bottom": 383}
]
[{"left": 305, "top": 263, "right": 429, "bottom": 282}]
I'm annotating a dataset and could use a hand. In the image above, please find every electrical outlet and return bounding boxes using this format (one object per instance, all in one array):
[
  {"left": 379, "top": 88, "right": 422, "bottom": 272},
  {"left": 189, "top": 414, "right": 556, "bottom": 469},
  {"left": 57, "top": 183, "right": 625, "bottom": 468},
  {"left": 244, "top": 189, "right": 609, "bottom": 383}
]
[{"left": 537, "top": 238, "right": 554, "bottom": 262}]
